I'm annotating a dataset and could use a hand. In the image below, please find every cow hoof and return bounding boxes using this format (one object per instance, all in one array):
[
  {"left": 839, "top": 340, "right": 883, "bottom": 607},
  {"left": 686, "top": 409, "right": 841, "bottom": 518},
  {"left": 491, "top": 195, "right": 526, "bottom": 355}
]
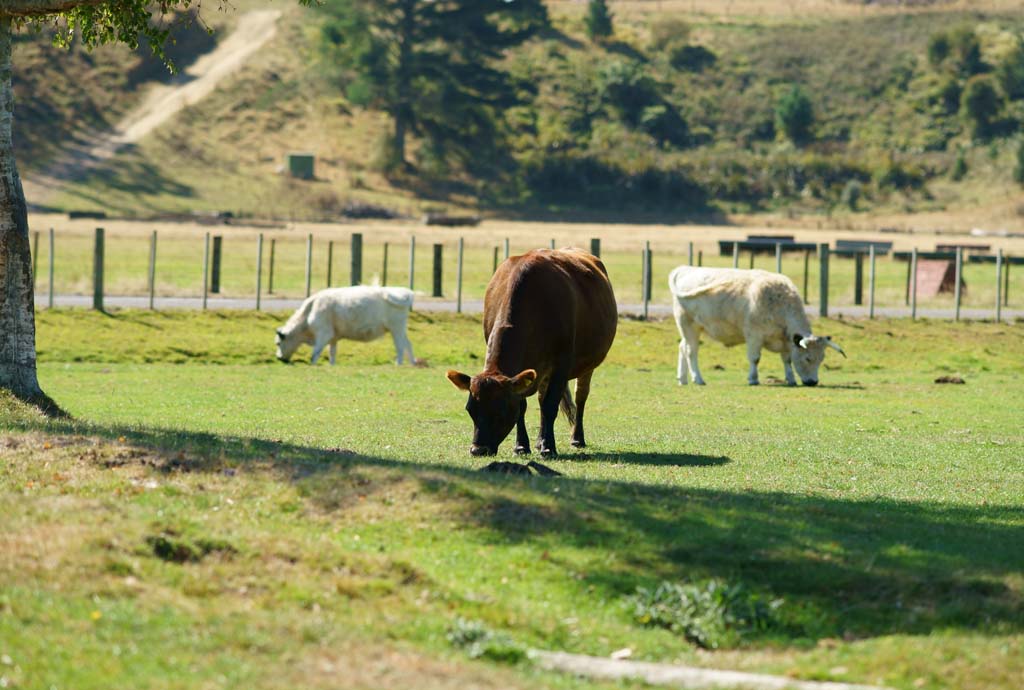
[
  {"left": 570, "top": 439, "right": 586, "bottom": 449},
  {"left": 513, "top": 445, "right": 531, "bottom": 456},
  {"left": 539, "top": 448, "right": 558, "bottom": 459},
  {"left": 748, "top": 381, "right": 760, "bottom": 386}
]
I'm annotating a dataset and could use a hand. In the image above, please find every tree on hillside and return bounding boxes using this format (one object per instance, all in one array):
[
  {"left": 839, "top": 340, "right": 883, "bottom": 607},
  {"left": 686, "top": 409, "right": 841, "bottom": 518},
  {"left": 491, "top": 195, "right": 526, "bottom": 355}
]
[
  {"left": 584, "top": 0, "right": 613, "bottom": 42},
  {"left": 0, "top": 0, "right": 308, "bottom": 412},
  {"left": 961, "top": 74, "right": 1003, "bottom": 140},
  {"left": 775, "top": 85, "right": 814, "bottom": 146},
  {"left": 320, "top": 0, "right": 548, "bottom": 171}
]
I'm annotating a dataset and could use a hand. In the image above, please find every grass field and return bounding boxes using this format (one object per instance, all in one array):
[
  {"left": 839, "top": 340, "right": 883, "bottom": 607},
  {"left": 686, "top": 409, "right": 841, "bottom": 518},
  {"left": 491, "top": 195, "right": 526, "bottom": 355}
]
[{"left": 2, "top": 309, "right": 1022, "bottom": 689}]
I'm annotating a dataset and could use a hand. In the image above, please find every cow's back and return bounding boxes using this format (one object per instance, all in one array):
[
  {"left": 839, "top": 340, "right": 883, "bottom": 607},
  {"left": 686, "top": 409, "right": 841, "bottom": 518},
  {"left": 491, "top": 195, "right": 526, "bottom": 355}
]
[
  {"left": 669, "top": 267, "right": 807, "bottom": 349},
  {"left": 484, "top": 249, "right": 617, "bottom": 378},
  {"left": 310, "top": 286, "right": 390, "bottom": 342}
]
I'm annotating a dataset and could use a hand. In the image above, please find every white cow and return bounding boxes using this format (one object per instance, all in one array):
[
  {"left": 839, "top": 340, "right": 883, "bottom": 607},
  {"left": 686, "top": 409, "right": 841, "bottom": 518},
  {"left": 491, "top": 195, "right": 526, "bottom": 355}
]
[
  {"left": 668, "top": 266, "right": 845, "bottom": 386},
  {"left": 275, "top": 286, "right": 416, "bottom": 366}
]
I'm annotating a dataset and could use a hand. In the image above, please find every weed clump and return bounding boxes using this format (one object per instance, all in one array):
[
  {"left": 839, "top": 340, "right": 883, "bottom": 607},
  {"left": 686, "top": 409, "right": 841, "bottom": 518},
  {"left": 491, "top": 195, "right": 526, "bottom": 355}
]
[
  {"left": 446, "top": 618, "right": 526, "bottom": 663},
  {"left": 145, "top": 531, "right": 237, "bottom": 564},
  {"left": 629, "top": 579, "right": 783, "bottom": 649}
]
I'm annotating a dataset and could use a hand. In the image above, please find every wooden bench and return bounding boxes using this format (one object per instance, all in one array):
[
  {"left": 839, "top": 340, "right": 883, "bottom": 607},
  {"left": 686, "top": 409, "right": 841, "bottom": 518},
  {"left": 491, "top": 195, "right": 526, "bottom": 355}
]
[
  {"left": 833, "top": 239, "right": 893, "bottom": 256},
  {"left": 936, "top": 243, "right": 991, "bottom": 254}
]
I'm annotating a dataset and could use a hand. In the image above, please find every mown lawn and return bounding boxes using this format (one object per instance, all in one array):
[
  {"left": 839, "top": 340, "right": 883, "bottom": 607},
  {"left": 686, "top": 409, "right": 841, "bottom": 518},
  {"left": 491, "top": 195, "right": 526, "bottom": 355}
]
[{"left": 2, "top": 310, "right": 1023, "bottom": 690}]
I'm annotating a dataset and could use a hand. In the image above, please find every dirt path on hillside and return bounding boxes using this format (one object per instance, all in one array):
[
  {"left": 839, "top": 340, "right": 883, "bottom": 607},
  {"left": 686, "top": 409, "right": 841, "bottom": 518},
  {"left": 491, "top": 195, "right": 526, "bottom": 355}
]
[{"left": 22, "top": 9, "right": 281, "bottom": 209}]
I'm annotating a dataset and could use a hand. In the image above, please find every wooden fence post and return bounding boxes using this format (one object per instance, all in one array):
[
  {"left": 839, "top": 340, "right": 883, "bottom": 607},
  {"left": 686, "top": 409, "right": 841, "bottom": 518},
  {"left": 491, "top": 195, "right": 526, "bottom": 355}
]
[
  {"left": 327, "top": 240, "right": 334, "bottom": 287},
  {"left": 732, "top": 241, "right": 739, "bottom": 269},
  {"left": 305, "top": 233, "right": 313, "bottom": 298},
  {"left": 642, "top": 242, "right": 651, "bottom": 321},
  {"left": 868, "top": 245, "right": 876, "bottom": 320},
  {"left": 256, "top": 234, "right": 264, "bottom": 311},
  {"left": 492, "top": 246, "right": 499, "bottom": 273},
  {"left": 995, "top": 248, "right": 1003, "bottom": 321},
  {"left": 802, "top": 250, "right": 810, "bottom": 304},
  {"left": 432, "top": 243, "right": 443, "bottom": 297},
  {"left": 954, "top": 246, "right": 963, "bottom": 322},
  {"left": 698, "top": 250, "right": 703, "bottom": 267},
  {"left": 1004, "top": 260, "right": 1010, "bottom": 306},
  {"left": 775, "top": 242, "right": 782, "bottom": 274},
  {"left": 93, "top": 228, "right": 104, "bottom": 311},
  {"left": 748, "top": 249, "right": 755, "bottom": 269},
  {"left": 268, "top": 238, "right": 276, "bottom": 294},
  {"left": 504, "top": 237, "right": 510, "bottom": 260},
  {"left": 645, "top": 242, "right": 653, "bottom": 301},
  {"left": 210, "top": 236, "right": 222, "bottom": 294},
  {"left": 590, "top": 238, "right": 601, "bottom": 258},
  {"left": 818, "top": 243, "right": 829, "bottom": 318},
  {"left": 456, "top": 237, "right": 464, "bottom": 314},
  {"left": 202, "top": 232, "right": 210, "bottom": 310},
  {"left": 549, "top": 238, "right": 556, "bottom": 250},
  {"left": 409, "top": 236, "right": 416, "bottom": 290},
  {"left": 688, "top": 241, "right": 694, "bottom": 266},
  {"left": 47, "top": 227, "right": 55, "bottom": 307},
  {"left": 910, "top": 248, "right": 918, "bottom": 320},
  {"left": 904, "top": 256, "right": 912, "bottom": 306},
  {"left": 148, "top": 230, "right": 157, "bottom": 311},
  {"left": 351, "top": 232, "right": 363, "bottom": 285},
  {"left": 854, "top": 252, "right": 864, "bottom": 306},
  {"left": 382, "top": 242, "right": 389, "bottom": 285}
]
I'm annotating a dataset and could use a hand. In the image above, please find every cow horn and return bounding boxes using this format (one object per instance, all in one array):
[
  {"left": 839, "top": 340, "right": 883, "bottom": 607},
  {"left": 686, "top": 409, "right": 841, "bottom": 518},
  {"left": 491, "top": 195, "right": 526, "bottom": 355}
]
[
  {"left": 825, "top": 339, "right": 847, "bottom": 358},
  {"left": 793, "top": 334, "right": 807, "bottom": 349}
]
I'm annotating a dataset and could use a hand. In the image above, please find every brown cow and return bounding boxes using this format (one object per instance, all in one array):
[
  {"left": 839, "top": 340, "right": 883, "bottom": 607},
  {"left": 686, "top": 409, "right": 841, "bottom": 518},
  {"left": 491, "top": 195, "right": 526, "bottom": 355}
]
[{"left": 447, "top": 248, "right": 617, "bottom": 458}]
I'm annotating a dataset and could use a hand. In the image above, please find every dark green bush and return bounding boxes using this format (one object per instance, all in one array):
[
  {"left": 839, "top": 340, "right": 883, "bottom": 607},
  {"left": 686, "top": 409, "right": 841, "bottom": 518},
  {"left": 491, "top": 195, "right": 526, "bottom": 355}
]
[
  {"left": 962, "top": 74, "right": 1004, "bottom": 139},
  {"left": 996, "top": 39, "right": 1024, "bottom": 101},
  {"left": 629, "top": 579, "right": 784, "bottom": 649},
  {"left": 669, "top": 44, "right": 717, "bottom": 72},
  {"left": 841, "top": 179, "right": 862, "bottom": 211},
  {"left": 1014, "top": 139, "right": 1024, "bottom": 184},
  {"left": 775, "top": 85, "right": 814, "bottom": 145},
  {"left": 951, "top": 148, "right": 968, "bottom": 181},
  {"left": 927, "top": 31, "right": 951, "bottom": 68},
  {"left": 585, "top": 0, "right": 614, "bottom": 41}
]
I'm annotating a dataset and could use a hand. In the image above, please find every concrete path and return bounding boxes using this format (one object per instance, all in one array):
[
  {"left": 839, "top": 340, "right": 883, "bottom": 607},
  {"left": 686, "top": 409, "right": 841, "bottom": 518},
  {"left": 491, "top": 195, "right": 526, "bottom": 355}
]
[{"left": 35, "top": 294, "right": 1023, "bottom": 321}]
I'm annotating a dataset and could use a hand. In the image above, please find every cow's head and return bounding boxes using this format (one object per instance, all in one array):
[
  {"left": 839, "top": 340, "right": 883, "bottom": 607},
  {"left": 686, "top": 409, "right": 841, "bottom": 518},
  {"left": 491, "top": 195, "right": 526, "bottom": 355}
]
[
  {"left": 275, "top": 327, "right": 303, "bottom": 363},
  {"left": 790, "top": 334, "right": 846, "bottom": 386},
  {"left": 446, "top": 369, "right": 536, "bottom": 456}
]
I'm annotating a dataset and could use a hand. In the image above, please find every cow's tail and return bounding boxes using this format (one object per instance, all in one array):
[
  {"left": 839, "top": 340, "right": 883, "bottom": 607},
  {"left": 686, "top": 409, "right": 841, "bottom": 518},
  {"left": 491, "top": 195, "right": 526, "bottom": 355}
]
[
  {"left": 559, "top": 385, "right": 576, "bottom": 426},
  {"left": 384, "top": 287, "right": 415, "bottom": 309}
]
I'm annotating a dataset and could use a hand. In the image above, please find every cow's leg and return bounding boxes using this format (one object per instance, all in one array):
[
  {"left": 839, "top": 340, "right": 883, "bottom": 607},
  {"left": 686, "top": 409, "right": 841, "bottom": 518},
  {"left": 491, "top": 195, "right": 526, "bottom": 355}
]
[
  {"left": 781, "top": 352, "right": 796, "bottom": 386},
  {"left": 329, "top": 342, "right": 337, "bottom": 366},
  {"left": 680, "top": 324, "right": 705, "bottom": 385},
  {"left": 536, "top": 378, "right": 563, "bottom": 458},
  {"left": 570, "top": 371, "right": 592, "bottom": 448},
  {"left": 513, "top": 399, "right": 530, "bottom": 455},
  {"left": 390, "top": 324, "right": 415, "bottom": 365},
  {"left": 310, "top": 343, "right": 326, "bottom": 365},
  {"left": 672, "top": 303, "right": 690, "bottom": 385},
  {"left": 746, "top": 338, "right": 763, "bottom": 385}
]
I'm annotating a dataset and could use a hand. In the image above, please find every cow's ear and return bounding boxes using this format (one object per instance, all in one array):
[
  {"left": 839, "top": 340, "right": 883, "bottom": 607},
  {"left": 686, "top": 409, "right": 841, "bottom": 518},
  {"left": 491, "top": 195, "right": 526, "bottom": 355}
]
[
  {"left": 446, "top": 370, "right": 472, "bottom": 391},
  {"left": 276, "top": 329, "right": 285, "bottom": 339},
  {"left": 511, "top": 369, "right": 537, "bottom": 395}
]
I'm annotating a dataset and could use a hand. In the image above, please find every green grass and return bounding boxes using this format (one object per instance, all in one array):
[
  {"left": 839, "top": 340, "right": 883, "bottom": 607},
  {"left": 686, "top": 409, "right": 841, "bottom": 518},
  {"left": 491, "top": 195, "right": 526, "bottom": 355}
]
[{"left": 2, "top": 310, "right": 1022, "bottom": 689}]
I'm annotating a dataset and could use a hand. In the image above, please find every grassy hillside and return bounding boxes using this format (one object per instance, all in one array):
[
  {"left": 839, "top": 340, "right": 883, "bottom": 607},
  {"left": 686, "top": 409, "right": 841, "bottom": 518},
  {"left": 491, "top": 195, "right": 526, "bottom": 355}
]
[{"left": 19, "top": 0, "right": 1024, "bottom": 224}]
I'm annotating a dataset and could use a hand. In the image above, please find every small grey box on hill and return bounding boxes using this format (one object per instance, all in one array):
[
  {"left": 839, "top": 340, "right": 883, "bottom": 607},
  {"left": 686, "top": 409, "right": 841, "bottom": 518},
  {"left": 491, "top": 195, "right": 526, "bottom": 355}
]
[{"left": 286, "top": 153, "right": 315, "bottom": 180}]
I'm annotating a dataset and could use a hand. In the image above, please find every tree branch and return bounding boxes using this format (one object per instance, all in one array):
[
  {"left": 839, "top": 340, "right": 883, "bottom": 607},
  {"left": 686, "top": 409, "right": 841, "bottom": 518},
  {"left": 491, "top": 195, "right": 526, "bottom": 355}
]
[{"left": 0, "top": 0, "right": 110, "bottom": 18}]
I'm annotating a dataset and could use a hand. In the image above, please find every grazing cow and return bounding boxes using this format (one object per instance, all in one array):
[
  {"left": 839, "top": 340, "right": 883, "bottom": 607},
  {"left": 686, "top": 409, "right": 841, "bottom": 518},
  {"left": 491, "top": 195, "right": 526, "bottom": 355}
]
[
  {"left": 447, "top": 248, "right": 617, "bottom": 458},
  {"left": 275, "top": 286, "right": 416, "bottom": 366},
  {"left": 668, "top": 266, "right": 845, "bottom": 386}
]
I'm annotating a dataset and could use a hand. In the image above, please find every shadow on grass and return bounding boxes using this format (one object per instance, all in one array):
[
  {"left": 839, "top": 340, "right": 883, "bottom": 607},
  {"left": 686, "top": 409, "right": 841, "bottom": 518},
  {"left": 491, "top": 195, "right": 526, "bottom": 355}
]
[
  {"left": 567, "top": 451, "right": 730, "bottom": 467},
  {"left": 9, "top": 411, "right": 1023, "bottom": 645}
]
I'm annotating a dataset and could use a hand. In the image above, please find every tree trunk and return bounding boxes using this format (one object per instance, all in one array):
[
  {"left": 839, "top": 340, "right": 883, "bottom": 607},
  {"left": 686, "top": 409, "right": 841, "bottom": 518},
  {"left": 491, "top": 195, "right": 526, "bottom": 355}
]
[{"left": 0, "top": 18, "right": 59, "bottom": 414}]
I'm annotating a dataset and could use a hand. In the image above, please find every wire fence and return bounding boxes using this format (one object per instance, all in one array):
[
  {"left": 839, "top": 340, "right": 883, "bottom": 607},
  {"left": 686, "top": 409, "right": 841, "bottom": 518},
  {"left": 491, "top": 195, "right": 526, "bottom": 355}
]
[{"left": 29, "top": 226, "right": 1022, "bottom": 320}]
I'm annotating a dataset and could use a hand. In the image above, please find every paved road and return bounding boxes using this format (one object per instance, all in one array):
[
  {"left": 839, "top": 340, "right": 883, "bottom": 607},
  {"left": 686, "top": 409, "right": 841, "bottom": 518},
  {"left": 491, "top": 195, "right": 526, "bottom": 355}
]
[{"left": 35, "top": 294, "right": 1023, "bottom": 321}]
